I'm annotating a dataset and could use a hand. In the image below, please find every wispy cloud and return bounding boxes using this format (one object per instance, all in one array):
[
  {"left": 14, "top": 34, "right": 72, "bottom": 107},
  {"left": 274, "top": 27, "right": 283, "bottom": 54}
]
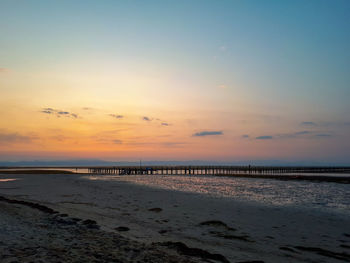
[
  {"left": 40, "top": 108, "right": 79, "bottom": 119},
  {"left": 193, "top": 131, "right": 223, "bottom": 137},
  {"left": 49, "top": 135, "right": 70, "bottom": 142},
  {"left": 314, "top": 133, "right": 332, "bottom": 138},
  {"left": 300, "top": 121, "right": 350, "bottom": 128},
  {"left": 162, "top": 141, "right": 187, "bottom": 147},
  {"left": 142, "top": 116, "right": 152, "bottom": 121},
  {"left": 124, "top": 140, "right": 187, "bottom": 148},
  {"left": 109, "top": 114, "right": 124, "bottom": 119},
  {"left": 319, "top": 121, "right": 350, "bottom": 128},
  {"left": 241, "top": 134, "right": 250, "bottom": 138},
  {"left": 0, "top": 68, "right": 8, "bottom": 73},
  {"left": 155, "top": 118, "right": 171, "bottom": 126},
  {"left": 57, "top": 111, "right": 69, "bottom": 115},
  {"left": 251, "top": 130, "right": 333, "bottom": 140},
  {"left": 0, "top": 132, "right": 35, "bottom": 144},
  {"left": 256, "top": 135, "right": 273, "bottom": 140},
  {"left": 93, "top": 136, "right": 123, "bottom": 145},
  {"left": 301, "top": 121, "right": 317, "bottom": 126},
  {"left": 294, "top": 131, "right": 311, "bottom": 135},
  {"left": 278, "top": 131, "right": 312, "bottom": 139}
]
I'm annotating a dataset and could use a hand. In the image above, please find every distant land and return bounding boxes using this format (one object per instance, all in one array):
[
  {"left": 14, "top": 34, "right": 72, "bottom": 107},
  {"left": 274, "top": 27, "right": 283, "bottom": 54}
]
[{"left": 0, "top": 159, "right": 349, "bottom": 167}]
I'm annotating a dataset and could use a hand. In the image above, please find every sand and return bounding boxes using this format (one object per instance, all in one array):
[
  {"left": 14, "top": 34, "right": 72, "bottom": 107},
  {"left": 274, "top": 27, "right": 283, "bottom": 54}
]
[{"left": 0, "top": 172, "right": 349, "bottom": 262}]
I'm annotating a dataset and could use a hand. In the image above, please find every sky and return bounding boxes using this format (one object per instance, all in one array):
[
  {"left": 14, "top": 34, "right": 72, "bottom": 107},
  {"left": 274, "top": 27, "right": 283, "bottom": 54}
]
[{"left": 0, "top": 0, "right": 349, "bottom": 164}]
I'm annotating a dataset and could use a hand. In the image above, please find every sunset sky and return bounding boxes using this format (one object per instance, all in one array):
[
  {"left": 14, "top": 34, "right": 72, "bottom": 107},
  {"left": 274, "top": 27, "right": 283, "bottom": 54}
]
[{"left": 1, "top": 0, "right": 349, "bottom": 164}]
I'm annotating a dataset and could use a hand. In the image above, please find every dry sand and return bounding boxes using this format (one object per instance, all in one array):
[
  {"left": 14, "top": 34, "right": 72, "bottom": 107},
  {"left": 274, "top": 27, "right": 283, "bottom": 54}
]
[{"left": 0, "top": 172, "right": 349, "bottom": 263}]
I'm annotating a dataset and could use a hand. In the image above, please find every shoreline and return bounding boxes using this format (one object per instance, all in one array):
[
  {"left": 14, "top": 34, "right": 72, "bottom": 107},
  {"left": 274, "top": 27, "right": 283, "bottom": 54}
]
[
  {"left": 1, "top": 169, "right": 350, "bottom": 184},
  {"left": 1, "top": 172, "right": 350, "bottom": 262}
]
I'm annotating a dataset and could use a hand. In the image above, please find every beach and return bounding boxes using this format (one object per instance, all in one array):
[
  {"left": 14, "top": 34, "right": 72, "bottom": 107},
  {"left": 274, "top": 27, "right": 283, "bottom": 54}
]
[{"left": 0, "top": 172, "right": 349, "bottom": 262}]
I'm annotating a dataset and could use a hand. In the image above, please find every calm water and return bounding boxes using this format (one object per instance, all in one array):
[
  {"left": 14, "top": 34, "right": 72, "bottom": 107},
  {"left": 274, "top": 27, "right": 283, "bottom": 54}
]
[
  {"left": 0, "top": 168, "right": 90, "bottom": 173},
  {"left": 88, "top": 174, "right": 350, "bottom": 216}
]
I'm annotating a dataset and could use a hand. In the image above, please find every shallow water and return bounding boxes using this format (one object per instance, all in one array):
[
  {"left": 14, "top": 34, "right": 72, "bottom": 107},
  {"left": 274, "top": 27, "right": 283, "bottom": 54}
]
[
  {"left": 0, "top": 178, "right": 18, "bottom": 182},
  {"left": 0, "top": 168, "right": 90, "bottom": 173},
  {"left": 88, "top": 174, "right": 350, "bottom": 216}
]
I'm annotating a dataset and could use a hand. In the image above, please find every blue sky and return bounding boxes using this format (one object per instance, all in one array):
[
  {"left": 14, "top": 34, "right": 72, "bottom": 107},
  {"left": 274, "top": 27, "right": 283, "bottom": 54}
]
[{"left": 0, "top": 0, "right": 349, "bottom": 163}]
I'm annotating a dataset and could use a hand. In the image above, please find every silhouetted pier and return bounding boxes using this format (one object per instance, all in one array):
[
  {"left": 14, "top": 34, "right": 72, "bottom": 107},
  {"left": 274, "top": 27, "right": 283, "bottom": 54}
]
[
  {"left": 1, "top": 166, "right": 349, "bottom": 183},
  {"left": 87, "top": 166, "right": 350, "bottom": 175}
]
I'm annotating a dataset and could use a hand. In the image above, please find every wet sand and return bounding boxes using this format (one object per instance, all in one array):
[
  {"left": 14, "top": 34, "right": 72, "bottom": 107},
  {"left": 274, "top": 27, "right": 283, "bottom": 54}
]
[
  {"left": 0, "top": 172, "right": 349, "bottom": 262},
  {"left": 215, "top": 173, "right": 350, "bottom": 184}
]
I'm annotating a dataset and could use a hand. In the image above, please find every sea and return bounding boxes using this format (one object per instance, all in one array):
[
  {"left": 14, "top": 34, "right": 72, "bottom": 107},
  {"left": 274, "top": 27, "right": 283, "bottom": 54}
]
[{"left": 87, "top": 173, "right": 350, "bottom": 217}]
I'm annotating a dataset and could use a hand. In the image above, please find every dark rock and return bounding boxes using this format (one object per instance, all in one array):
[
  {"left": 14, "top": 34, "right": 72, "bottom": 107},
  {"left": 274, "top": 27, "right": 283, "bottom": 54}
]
[
  {"left": 82, "top": 219, "right": 100, "bottom": 229},
  {"left": 199, "top": 220, "right": 236, "bottom": 231},
  {"left": 340, "top": 244, "right": 350, "bottom": 249},
  {"left": 158, "top": 230, "right": 167, "bottom": 234},
  {"left": 86, "top": 224, "right": 100, "bottom": 229},
  {"left": 156, "top": 241, "right": 230, "bottom": 263},
  {"left": 115, "top": 226, "right": 130, "bottom": 232},
  {"left": 93, "top": 252, "right": 103, "bottom": 259},
  {"left": 279, "top": 247, "right": 298, "bottom": 253},
  {"left": 122, "top": 213, "right": 130, "bottom": 216},
  {"left": 56, "top": 218, "right": 76, "bottom": 225},
  {"left": 200, "top": 220, "right": 227, "bottom": 227},
  {"left": 82, "top": 219, "right": 97, "bottom": 225},
  {"left": 148, "top": 208, "right": 162, "bottom": 213},
  {"left": 210, "top": 231, "right": 253, "bottom": 242},
  {"left": 0, "top": 196, "right": 58, "bottom": 214}
]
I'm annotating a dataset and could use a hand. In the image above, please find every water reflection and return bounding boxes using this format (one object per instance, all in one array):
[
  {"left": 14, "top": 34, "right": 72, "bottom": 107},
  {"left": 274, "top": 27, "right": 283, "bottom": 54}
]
[
  {"left": 0, "top": 178, "right": 18, "bottom": 182},
  {"left": 87, "top": 174, "right": 350, "bottom": 215}
]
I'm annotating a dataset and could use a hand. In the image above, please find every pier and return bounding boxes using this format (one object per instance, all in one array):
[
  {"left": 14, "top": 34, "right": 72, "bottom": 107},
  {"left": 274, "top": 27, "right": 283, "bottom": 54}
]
[
  {"left": 87, "top": 166, "right": 350, "bottom": 175},
  {"left": 1, "top": 165, "right": 350, "bottom": 183}
]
